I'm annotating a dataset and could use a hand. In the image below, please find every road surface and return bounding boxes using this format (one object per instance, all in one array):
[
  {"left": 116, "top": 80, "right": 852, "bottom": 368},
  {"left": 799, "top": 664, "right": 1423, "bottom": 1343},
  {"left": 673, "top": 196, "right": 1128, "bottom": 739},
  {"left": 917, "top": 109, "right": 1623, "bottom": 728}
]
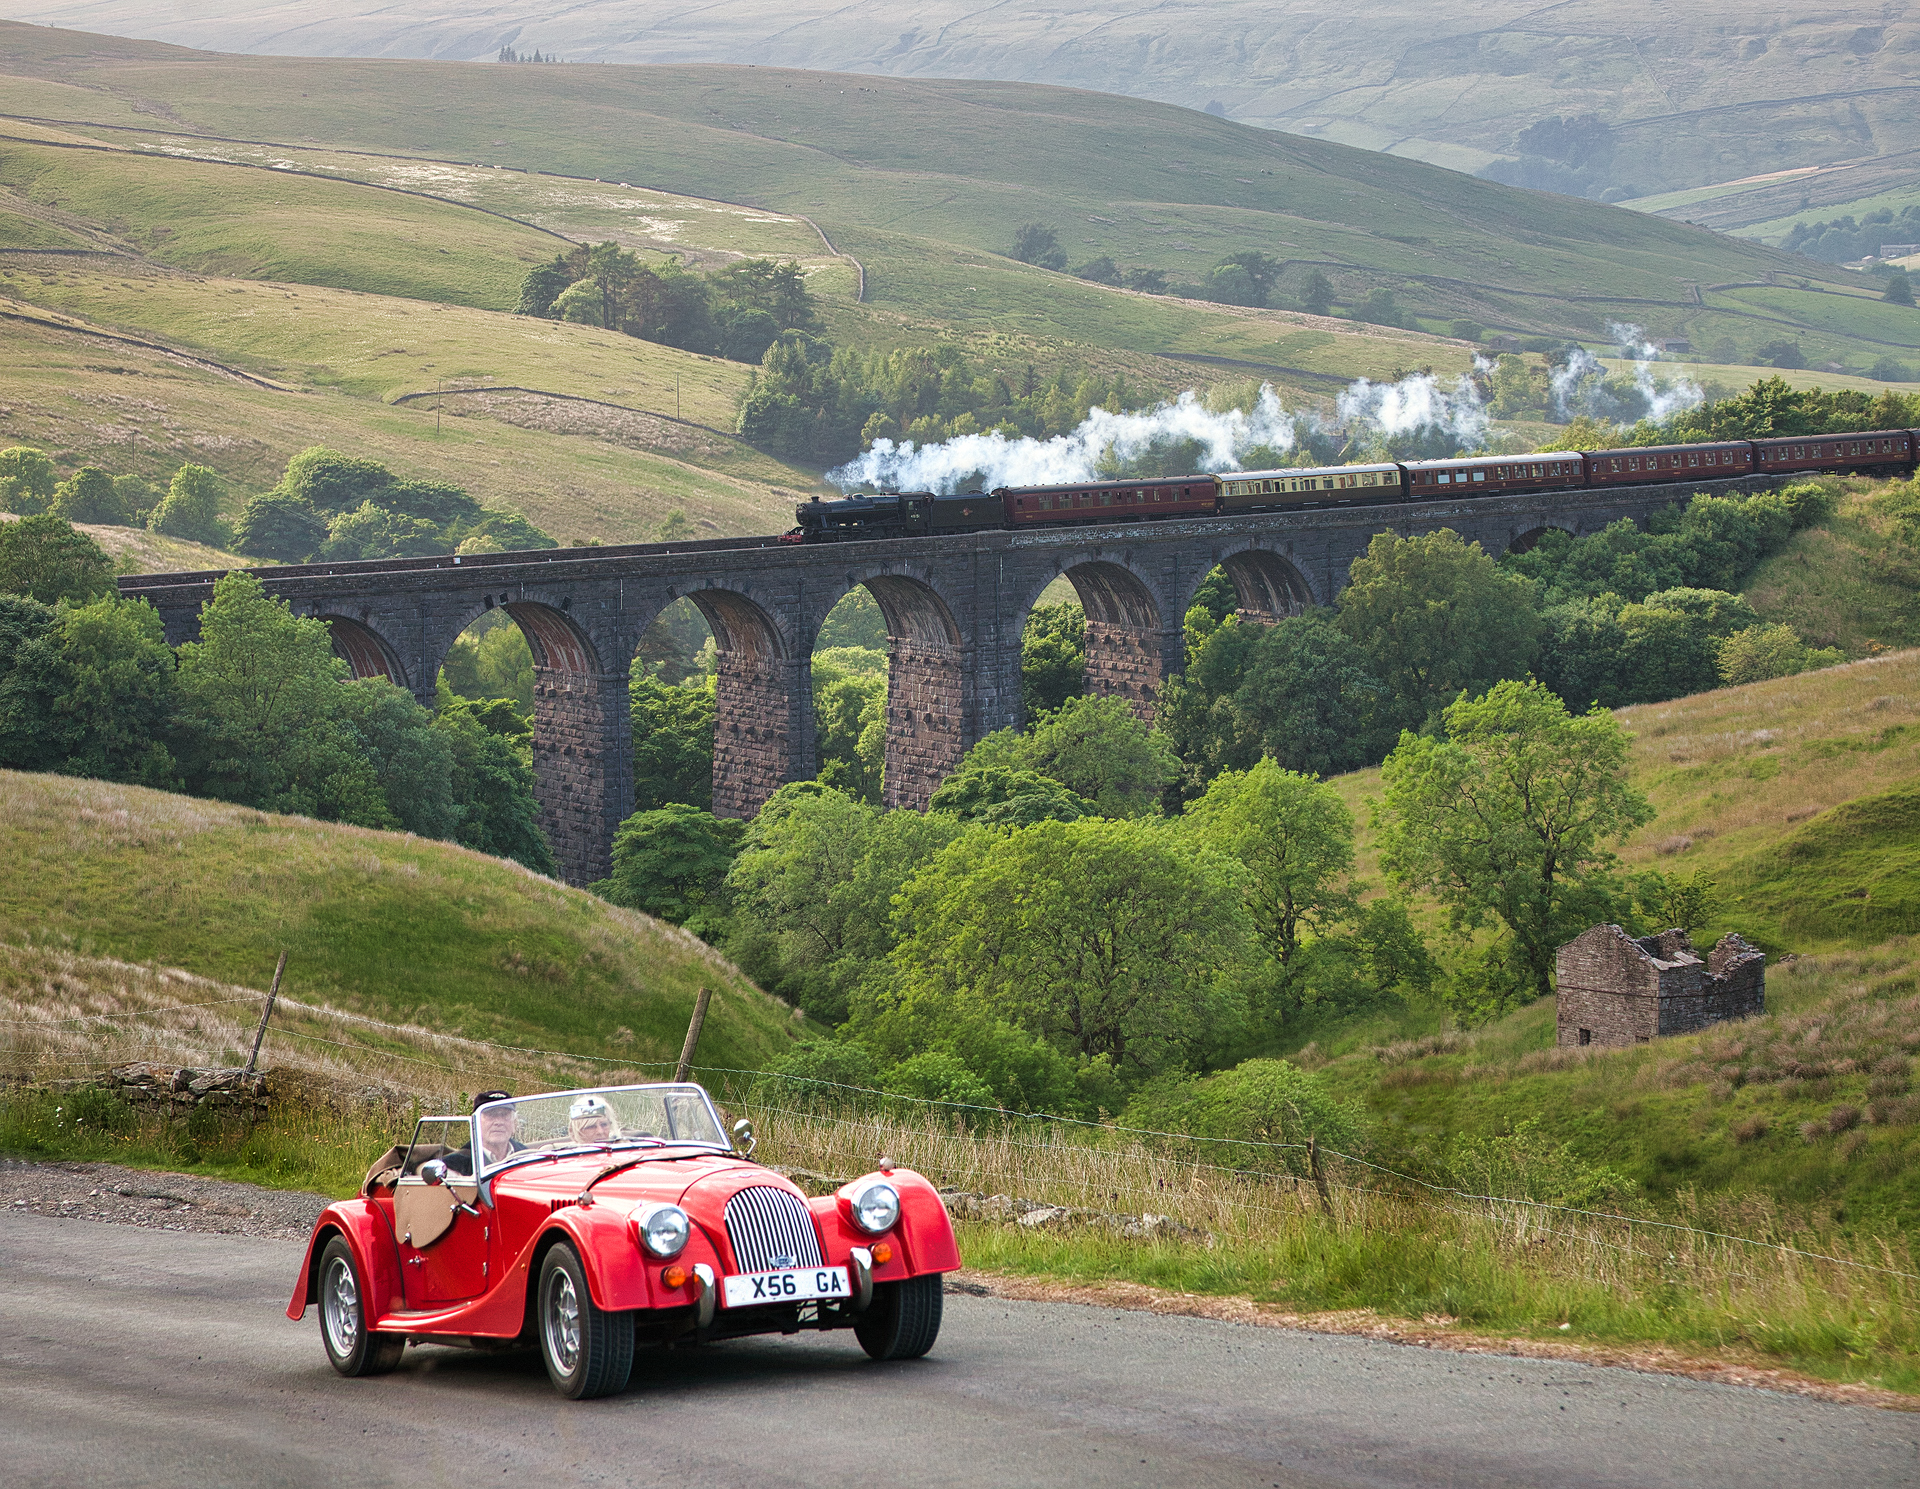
[{"left": 1, "top": 1212, "right": 1914, "bottom": 1488}]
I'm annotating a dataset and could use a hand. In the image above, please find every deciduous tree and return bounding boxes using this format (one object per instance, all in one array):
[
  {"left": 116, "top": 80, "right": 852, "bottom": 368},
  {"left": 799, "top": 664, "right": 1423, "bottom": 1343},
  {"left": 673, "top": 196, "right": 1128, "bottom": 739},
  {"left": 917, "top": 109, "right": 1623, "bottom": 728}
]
[
  {"left": 888, "top": 818, "right": 1246, "bottom": 1074},
  {"left": 0, "top": 514, "right": 115, "bottom": 604},
  {"left": 1379, "top": 678, "right": 1654, "bottom": 1007},
  {"left": 1336, "top": 529, "right": 1539, "bottom": 732},
  {"left": 1183, "top": 758, "right": 1353, "bottom": 968}
]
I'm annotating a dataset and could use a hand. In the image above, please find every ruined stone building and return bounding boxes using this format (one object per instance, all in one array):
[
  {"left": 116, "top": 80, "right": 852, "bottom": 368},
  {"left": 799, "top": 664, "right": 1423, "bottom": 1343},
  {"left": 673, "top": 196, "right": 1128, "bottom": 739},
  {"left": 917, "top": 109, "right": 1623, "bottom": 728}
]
[{"left": 1555, "top": 925, "right": 1766, "bottom": 1048}]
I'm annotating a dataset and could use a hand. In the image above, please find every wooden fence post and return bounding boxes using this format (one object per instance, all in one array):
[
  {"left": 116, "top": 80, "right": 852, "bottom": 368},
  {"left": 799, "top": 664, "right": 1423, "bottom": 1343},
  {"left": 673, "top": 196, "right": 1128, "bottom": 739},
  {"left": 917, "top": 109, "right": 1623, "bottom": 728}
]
[
  {"left": 1308, "top": 1135, "right": 1334, "bottom": 1219},
  {"left": 674, "top": 987, "right": 713, "bottom": 1083},
  {"left": 243, "top": 951, "right": 288, "bottom": 1083}
]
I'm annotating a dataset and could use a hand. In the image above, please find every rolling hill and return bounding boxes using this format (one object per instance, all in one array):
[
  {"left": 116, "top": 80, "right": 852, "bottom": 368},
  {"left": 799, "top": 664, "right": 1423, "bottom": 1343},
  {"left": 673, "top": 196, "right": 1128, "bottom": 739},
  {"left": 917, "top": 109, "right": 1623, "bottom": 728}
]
[
  {"left": 0, "top": 769, "right": 803, "bottom": 1076},
  {"left": 0, "top": 21, "right": 1908, "bottom": 370},
  {"left": 11, "top": 0, "right": 1918, "bottom": 209}
]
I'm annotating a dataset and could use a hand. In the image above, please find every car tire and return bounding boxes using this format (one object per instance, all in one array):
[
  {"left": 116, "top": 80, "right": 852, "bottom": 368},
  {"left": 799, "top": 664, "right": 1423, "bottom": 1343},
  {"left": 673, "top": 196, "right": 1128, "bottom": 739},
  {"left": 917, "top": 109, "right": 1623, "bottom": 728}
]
[
  {"left": 854, "top": 1274, "right": 944, "bottom": 1361},
  {"left": 318, "top": 1235, "right": 405, "bottom": 1377},
  {"left": 538, "top": 1242, "right": 633, "bottom": 1399}
]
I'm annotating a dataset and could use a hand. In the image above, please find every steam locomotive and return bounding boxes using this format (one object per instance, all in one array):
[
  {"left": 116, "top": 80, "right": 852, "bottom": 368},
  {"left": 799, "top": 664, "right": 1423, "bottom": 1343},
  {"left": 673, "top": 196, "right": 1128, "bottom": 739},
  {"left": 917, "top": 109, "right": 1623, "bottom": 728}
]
[{"left": 787, "top": 429, "right": 1916, "bottom": 542}]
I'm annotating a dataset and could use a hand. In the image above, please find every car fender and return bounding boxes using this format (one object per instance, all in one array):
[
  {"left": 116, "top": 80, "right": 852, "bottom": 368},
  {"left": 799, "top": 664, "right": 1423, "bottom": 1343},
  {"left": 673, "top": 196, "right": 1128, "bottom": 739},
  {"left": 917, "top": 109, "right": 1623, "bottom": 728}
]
[
  {"left": 511, "top": 1205, "right": 724, "bottom": 1317},
  {"left": 286, "top": 1202, "right": 398, "bottom": 1322},
  {"left": 823, "top": 1168, "right": 961, "bottom": 1277}
]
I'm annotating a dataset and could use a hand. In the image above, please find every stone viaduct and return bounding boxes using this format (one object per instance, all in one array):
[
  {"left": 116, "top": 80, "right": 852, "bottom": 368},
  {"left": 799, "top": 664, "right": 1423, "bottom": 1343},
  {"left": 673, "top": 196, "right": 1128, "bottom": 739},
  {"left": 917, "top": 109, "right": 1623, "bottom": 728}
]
[{"left": 119, "top": 476, "right": 1777, "bottom": 887}]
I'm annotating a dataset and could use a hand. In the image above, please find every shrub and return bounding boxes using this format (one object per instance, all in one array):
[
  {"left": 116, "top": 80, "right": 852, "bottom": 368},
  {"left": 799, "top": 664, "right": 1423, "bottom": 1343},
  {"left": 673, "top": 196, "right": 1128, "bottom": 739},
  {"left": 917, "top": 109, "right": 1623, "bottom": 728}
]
[
  {"left": 751, "top": 1041, "right": 881, "bottom": 1107},
  {"left": 1717, "top": 623, "right": 1844, "bottom": 687}
]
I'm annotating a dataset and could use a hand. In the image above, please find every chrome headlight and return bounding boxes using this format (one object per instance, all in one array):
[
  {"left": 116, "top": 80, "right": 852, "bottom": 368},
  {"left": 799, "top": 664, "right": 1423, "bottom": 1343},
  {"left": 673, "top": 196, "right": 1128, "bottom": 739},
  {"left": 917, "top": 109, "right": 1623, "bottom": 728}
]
[
  {"left": 632, "top": 1202, "right": 691, "bottom": 1258},
  {"left": 852, "top": 1180, "right": 900, "bottom": 1235}
]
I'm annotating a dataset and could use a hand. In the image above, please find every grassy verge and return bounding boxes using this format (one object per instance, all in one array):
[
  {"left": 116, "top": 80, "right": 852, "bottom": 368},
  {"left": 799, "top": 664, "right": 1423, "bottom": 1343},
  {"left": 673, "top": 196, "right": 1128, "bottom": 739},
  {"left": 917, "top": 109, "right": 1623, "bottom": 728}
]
[{"left": 954, "top": 1219, "right": 1919, "bottom": 1394}]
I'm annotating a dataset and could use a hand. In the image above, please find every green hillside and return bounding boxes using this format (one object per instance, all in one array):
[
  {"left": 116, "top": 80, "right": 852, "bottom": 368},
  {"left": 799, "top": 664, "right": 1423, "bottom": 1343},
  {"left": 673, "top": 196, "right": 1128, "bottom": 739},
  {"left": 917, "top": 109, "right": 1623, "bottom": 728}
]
[
  {"left": 0, "top": 769, "right": 801, "bottom": 1072},
  {"left": 0, "top": 309, "right": 811, "bottom": 543},
  {"left": 0, "top": 23, "right": 1904, "bottom": 367},
  {"left": 23, "top": 1, "right": 1917, "bottom": 207}
]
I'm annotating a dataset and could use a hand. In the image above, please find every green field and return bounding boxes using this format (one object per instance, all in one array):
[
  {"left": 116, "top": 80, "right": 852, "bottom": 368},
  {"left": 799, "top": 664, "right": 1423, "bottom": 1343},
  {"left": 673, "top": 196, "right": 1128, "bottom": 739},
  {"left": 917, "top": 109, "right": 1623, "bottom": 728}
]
[
  {"left": 0, "top": 137, "right": 557, "bottom": 307},
  {"left": 23, "top": 1, "right": 1918, "bottom": 211}
]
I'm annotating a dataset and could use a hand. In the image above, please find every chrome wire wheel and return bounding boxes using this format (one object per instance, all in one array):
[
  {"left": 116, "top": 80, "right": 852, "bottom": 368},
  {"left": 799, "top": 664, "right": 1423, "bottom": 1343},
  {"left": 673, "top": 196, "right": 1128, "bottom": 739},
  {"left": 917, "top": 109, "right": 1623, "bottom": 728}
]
[
  {"left": 322, "top": 1254, "right": 361, "bottom": 1358},
  {"left": 544, "top": 1267, "right": 582, "bottom": 1377}
]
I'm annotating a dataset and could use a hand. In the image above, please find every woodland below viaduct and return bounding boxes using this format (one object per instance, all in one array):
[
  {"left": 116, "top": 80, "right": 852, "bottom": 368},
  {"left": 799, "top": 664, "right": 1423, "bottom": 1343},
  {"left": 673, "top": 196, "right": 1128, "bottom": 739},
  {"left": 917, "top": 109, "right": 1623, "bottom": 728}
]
[{"left": 120, "top": 477, "right": 1776, "bottom": 887}]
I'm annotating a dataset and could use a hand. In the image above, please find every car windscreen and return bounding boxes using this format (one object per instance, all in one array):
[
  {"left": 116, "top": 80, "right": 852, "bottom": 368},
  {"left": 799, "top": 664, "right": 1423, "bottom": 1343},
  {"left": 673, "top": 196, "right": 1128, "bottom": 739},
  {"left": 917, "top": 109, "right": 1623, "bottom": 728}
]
[{"left": 475, "top": 1084, "right": 729, "bottom": 1169}]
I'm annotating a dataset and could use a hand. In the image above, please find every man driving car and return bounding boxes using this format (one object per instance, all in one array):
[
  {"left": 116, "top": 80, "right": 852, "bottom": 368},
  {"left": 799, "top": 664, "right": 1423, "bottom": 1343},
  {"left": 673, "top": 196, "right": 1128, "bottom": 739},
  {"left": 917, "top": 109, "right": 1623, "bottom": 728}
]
[{"left": 443, "top": 1091, "right": 526, "bottom": 1175}]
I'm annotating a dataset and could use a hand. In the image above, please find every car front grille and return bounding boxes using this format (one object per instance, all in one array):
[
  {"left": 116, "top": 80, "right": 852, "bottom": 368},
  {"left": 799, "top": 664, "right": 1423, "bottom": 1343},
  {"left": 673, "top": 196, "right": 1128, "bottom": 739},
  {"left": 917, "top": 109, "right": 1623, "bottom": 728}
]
[{"left": 724, "top": 1185, "right": 824, "bottom": 1273}]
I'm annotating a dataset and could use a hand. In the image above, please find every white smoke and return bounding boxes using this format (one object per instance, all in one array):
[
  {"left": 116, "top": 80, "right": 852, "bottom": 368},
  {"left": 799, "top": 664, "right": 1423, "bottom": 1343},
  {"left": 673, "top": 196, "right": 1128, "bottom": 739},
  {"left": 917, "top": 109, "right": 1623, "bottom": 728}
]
[
  {"left": 1551, "top": 323, "right": 1703, "bottom": 426},
  {"left": 1337, "top": 369, "right": 1491, "bottom": 448},
  {"left": 828, "top": 370, "right": 1492, "bottom": 494},
  {"left": 1608, "top": 320, "right": 1704, "bottom": 424}
]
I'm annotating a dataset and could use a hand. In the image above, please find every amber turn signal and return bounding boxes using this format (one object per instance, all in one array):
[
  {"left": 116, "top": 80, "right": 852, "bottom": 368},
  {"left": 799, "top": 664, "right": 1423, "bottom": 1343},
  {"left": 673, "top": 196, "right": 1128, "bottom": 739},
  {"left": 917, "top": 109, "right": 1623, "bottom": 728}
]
[
  {"left": 871, "top": 1242, "right": 894, "bottom": 1265},
  {"left": 662, "top": 1264, "right": 689, "bottom": 1290}
]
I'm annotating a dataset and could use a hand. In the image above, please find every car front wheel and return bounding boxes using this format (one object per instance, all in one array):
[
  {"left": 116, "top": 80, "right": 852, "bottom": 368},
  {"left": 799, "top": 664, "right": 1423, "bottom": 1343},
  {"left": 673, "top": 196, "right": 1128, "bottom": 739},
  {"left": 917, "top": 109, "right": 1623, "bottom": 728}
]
[
  {"left": 854, "top": 1274, "right": 944, "bottom": 1360},
  {"left": 318, "top": 1235, "right": 405, "bottom": 1377},
  {"left": 538, "top": 1242, "right": 634, "bottom": 1399}
]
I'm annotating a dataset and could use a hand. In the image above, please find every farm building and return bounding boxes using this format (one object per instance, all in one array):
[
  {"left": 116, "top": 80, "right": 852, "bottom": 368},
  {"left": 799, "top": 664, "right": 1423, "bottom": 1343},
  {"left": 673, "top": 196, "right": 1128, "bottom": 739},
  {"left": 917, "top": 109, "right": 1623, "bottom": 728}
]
[{"left": 1555, "top": 925, "right": 1766, "bottom": 1048}]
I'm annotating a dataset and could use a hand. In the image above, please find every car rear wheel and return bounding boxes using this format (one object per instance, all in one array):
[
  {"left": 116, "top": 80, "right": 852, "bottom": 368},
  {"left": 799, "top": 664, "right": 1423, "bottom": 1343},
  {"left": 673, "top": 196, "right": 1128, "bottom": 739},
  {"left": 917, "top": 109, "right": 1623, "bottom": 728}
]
[
  {"left": 318, "top": 1235, "right": 405, "bottom": 1377},
  {"left": 854, "top": 1274, "right": 943, "bottom": 1360},
  {"left": 538, "top": 1242, "right": 633, "bottom": 1399}
]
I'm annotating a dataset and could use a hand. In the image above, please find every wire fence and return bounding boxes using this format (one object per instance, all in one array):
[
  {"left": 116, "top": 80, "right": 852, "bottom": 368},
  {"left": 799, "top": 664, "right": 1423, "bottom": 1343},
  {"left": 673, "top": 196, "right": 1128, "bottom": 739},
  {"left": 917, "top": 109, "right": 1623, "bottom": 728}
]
[{"left": 3, "top": 946, "right": 1916, "bottom": 1296}]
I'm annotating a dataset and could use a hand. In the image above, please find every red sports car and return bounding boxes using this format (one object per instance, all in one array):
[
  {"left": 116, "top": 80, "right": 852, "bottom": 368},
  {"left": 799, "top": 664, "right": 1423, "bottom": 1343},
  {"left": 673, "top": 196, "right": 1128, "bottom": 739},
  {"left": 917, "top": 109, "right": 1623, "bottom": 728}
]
[{"left": 287, "top": 1084, "right": 961, "bottom": 1397}]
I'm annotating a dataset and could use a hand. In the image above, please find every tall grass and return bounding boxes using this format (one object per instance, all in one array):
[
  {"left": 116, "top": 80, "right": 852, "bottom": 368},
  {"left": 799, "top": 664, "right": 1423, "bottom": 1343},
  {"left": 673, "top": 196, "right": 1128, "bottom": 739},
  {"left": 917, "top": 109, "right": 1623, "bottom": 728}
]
[{"left": 733, "top": 1095, "right": 1920, "bottom": 1389}]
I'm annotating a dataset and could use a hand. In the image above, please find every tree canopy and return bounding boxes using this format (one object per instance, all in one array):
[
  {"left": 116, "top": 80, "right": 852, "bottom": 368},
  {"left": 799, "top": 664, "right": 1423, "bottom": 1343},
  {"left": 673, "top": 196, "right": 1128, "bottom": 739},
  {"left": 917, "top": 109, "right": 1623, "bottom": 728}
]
[
  {"left": 1336, "top": 529, "right": 1540, "bottom": 732},
  {"left": 1379, "top": 678, "right": 1654, "bottom": 1012},
  {"left": 0, "top": 514, "right": 116, "bottom": 605}
]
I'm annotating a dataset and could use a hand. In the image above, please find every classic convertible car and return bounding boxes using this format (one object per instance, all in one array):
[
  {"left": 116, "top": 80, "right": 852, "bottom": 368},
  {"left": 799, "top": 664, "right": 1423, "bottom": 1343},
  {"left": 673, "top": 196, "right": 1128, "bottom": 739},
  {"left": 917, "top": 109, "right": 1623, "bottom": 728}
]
[{"left": 287, "top": 1084, "right": 960, "bottom": 1397}]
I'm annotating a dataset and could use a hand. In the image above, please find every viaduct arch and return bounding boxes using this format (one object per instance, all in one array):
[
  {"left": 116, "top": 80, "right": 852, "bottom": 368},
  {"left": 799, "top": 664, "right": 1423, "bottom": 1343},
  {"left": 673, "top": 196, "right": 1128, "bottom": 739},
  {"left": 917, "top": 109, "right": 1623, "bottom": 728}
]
[{"left": 123, "top": 474, "right": 1779, "bottom": 886}]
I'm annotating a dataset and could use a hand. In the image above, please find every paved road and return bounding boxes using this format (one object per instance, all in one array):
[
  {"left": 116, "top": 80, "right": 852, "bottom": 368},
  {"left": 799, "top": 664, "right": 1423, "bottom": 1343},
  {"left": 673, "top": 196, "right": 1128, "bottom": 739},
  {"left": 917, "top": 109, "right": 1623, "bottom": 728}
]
[{"left": 2, "top": 1212, "right": 1914, "bottom": 1489}]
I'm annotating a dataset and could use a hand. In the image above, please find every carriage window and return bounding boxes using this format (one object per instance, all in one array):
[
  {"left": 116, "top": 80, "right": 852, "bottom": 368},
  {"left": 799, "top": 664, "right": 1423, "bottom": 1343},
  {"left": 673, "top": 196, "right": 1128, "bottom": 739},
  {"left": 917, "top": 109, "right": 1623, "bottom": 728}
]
[{"left": 1472, "top": 470, "right": 1485, "bottom": 481}]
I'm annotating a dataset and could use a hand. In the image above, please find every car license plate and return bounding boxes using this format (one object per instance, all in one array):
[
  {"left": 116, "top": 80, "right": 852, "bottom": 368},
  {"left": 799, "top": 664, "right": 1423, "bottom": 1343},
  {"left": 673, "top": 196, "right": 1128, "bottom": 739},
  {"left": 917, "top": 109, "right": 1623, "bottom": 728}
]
[{"left": 721, "top": 1266, "right": 851, "bottom": 1309}]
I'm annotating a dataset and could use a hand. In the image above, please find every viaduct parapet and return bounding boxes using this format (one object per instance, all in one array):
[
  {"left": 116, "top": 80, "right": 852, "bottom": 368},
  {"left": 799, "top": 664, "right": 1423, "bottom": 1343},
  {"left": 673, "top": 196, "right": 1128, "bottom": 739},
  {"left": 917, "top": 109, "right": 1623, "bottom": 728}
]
[{"left": 119, "top": 477, "right": 1777, "bottom": 886}]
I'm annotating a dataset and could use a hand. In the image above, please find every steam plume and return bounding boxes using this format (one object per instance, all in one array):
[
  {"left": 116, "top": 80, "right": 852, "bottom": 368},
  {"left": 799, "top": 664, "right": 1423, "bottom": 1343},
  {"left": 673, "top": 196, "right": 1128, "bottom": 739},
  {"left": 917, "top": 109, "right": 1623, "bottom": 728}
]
[
  {"left": 1550, "top": 323, "right": 1702, "bottom": 426},
  {"left": 829, "top": 369, "right": 1494, "bottom": 494}
]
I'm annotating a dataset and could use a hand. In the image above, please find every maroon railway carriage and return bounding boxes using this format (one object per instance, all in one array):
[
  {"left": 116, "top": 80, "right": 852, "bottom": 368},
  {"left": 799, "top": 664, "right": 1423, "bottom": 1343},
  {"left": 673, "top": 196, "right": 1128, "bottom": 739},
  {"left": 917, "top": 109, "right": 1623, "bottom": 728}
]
[
  {"left": 999, "top": 475, "right": 1217, "bottom": 526},
  {"left": 1402, "top": 452, "right": 1586, "bottom": 500},
  {"left": 1754, "top": 430, "right": 1914, "bottom": 478},
  {"left": 1584, "top": 441, "right": 1754, "bottom": 487}
]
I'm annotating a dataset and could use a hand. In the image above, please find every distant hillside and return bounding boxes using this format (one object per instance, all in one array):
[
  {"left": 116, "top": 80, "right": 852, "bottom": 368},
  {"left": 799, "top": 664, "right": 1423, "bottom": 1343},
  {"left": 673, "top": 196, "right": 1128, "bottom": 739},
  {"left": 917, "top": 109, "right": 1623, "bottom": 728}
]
[
  {"left": 0, "top": 770, "right": 803, "bottom": 1073},
  {"left": 9, "top": 1, "right": 1916, "bottom": 208},
  {"left": 0, "top": 22, "right": 1907, "bottom": 371}
]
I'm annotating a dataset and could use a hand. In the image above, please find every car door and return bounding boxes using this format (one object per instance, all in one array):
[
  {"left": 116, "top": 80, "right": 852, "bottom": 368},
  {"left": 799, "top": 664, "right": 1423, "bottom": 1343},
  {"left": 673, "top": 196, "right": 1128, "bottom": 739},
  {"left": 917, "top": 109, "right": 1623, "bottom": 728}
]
[{"left": 393, "top": 1117, "right": 493, "bottom": 1308}]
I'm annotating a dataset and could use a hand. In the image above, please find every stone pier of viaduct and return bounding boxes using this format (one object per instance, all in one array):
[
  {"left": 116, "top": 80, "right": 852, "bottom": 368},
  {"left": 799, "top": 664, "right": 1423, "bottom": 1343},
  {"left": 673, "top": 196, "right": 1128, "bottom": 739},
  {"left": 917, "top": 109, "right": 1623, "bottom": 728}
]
[{"left": 119, "top": 477, "right": 1779, "bottom": 886}]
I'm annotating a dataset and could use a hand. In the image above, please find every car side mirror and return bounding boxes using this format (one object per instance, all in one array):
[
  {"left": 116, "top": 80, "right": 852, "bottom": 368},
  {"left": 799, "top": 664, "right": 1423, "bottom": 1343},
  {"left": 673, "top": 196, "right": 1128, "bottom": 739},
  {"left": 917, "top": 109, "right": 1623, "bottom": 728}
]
[
  {"left": 419, "top": 1158, "right": 448, "bottom": 1186},
  {"left": 732, "top": 1119, "right": 756, "bottom": 1157}
]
